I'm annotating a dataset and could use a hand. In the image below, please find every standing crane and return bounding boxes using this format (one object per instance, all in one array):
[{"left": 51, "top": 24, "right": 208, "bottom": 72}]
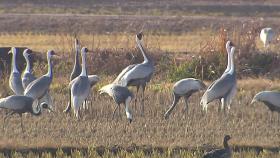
[
  {"left": 64, "top": 47, "right": 91, "bottom": 119},
  {"left": 114, "top": 32, "right": 154, "bottom": 115},
  {"left": 99, "top": 83, "right": 133, "bottom": 123},
  {"left": 164, "top": 78, "right": 206, "bottom": 119},
  {"left": 70, "top": 38, "right": 82, "bottom": 81},
  {"left": 251, "top": 91, "right": 280, "bottom": 121},
  {"left": 22, "top": 48, "right": 36, "bottom": 89},
  {"left": 9, "top": 47, "right": 24, "bottom": 95},
  {"left": 64, "top": 39, "right": 100, "bottom": 114},
  {"left": 24, "top": 50, "right": 57, "bottom": 110},
  {"left": 0, "top": 95, "right": 53, "bottom": 131},
  {"left": 200, "top": 45, "right": 237, "bottom": 113},
  {"left": 260, "top": 27, "right": 274, "bottom": 50},
  {"left": 22, "top": 48, "right": 53, "bottom": 110}
]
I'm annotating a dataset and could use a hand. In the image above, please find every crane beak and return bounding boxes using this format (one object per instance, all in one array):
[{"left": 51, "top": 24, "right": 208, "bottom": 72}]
[
  {"left": 86, "top": 50, "right": 94, "bottom": 54},
  {"left": 8, "top": 50, "right": 12, "bottom": 54},
  {"left": 47, "top": 107, "right": 56, "bottom": 114},
  {"left": 164, "top": 113, "right": 169, "bottom": 120},
  {"left": 52, "top": 54, "right": 61, "bottom": 59}
]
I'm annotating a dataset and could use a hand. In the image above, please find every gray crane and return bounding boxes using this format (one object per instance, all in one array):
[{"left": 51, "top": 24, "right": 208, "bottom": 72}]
[
  {"left": 164, "top": 78, "right": 206, "bottom": 119},
  {"left": 22, "top": 49, "right": 53, "bottom": 110},
  {"left": 99, "top": 83, "right": 133, "bottom": 123},
  {"left": 202, "top": 135, "right": 232, "bottom": 158},
  {"left": 251, "top": 91, "right": 280, "bottom": 120},
  {"left": 9, "top": 47, "right": 24, "bottom": 95},
  {"left": 22, "top": 48, "right": 36, "bottom": 89},
  {"left": 65, "top": 39, "right": 99, "bottom": 112},
  {"left": 113, "top": 32, "right": 154, "bottom": 115},
  {"left": 24, "top": 50, "right": 57, "bottom": 109},
  {"left": 65, "top": 47, "right": 91, "bottom": 119},
  {"left": 200, "top": 46, "right": 237, "bottom": 113},
  {"left": 0, "top": 95, "right": 53, "bottom": 131},
  {"left": 260, "top": 27, "right": 274, "bottom": 49},
  {"left": 70, "top": 38, "right": 82, "bottom": 81},
  {"left": 69, "top": 38, "right": 100, "bottom": 86},
  {"left": 82, "top": 74, "right": 100, "bottom": 109}
]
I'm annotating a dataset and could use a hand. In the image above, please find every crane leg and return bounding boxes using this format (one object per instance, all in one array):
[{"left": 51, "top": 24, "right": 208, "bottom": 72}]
[
  {"left": 134, "top": 85, "right": 140, "bottom": 111},
  {"left": 84, "top": 99, "right": 88, "bottom": 115},
  {"left": 90, "top": 95, "right": 93, "bottom": 114},
  {"left": 164, "top": 93, "right": 180, "bottom": 119},
  {"left": 270, "top": 111, "right": 273, "bottom": 123},
  {"left": 74, "top": 109, "right": 80, "bottom": 120},
  {"left": 220, "top": 98, "right": 226, "bottom": 114},
  {"left": 183, "top": 96, "right": 189, "bottom": 114},
  {"left": 112, "top": 104, "right": 119, "bottom": 120},
  {"left": 141, "top": 85, "right": 146, "bottom": 116},
  {"left": 64, "top": 89, "right": 72, "bottom": 113},
  {"left": 19, "top": 114, "right": 24, "bottom": 132},
  {"left": 3, "top": 111, "right": 15, "bottom": 131},
  {"left": 118, "top": 104, "right": 121, "bottom": 119}
]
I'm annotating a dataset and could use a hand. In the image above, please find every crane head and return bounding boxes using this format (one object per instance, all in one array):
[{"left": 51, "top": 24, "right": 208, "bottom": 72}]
[
  {"left": 40, "top": 102, "right": 55, "bottom": 113},
  {"left": 224, "top": 135, "right": 231, "bottom": 141},
  {"left": 81, "top": 47, "right": 88, "bottom": 53},
  {"left": 23, "top": 48, "right": 32, "bottom": 58},
  {"left": 8, "top": 47, "right": 16, "bottom": 55},
  {"left": 136, "top": 32, "right": 143, "bottom": 40}
]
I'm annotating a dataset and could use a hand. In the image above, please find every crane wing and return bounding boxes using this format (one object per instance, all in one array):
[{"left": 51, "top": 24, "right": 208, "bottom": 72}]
[
  {"left": 119, "top": 64, "right": 154, "bottom": 86},
  {"left": 203, "top": 73, "right": 236, "bottom": 104},
  {"left": 22, "top": 72, "right": 36, "bottom": 89},
  {"left": 24, "top": 76, "right": 51, "bottom": 99},
  {"left": 71, "top": 76, "right": 90, "bottom": 98},
  {"left": 9, "top": 72, "right": 24, "bottom": 95},
  {"left": 88, "top": 75, "right": 100, "bottom": 87},
  {"left": 113, "top": 64, "right": 136, "bottom": 84}
]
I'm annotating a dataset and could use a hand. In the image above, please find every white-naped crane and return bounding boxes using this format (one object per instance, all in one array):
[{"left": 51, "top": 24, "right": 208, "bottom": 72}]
[
  {"left": 65, "top": 39, "right": 100, "bottom": 112},
  {"left": 64, "top": 47, "right": 91, "bottom": 119},
  {"left": 24, "top": 50, "right": 57, "bottom": 110},
  {"left": 260, "top": 27, "right": 274, "bottom": 49},
  {"left": 164, "top": 78, "right": 206, "bottom": 119},
  {"left": 22, "top": 48, "right": 53, "bottom": 110},
  {"left": 113, "top": 32, "right": 154, "bottom": 116},
  {"left": 9, "top": 47, "right": 24, "bottom": 95},
  {"left": 99, "top": 83, "right": 133, "bottom": 123},
  {"left": 200, "top": 43, "right": 237, "bottom": 113},
  {"left": 0, "top": 95, "right": 53, "bottom": 131},
  {"left": 22, "top": 48, "right": 36, "bottom": 89},
  {"left": 251, "top": 91, "right": 280, "bottom": 121}
]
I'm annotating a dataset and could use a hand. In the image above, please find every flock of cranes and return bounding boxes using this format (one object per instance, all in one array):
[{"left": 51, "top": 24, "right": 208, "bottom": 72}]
[{"left": 0, "top": 28, "right": 277, "bottom": 157}]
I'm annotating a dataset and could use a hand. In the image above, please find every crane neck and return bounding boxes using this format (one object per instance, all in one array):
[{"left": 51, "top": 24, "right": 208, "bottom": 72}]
[
  {"left": 136, "top": 37, "right": 150, "bottom": 64},
  {"left": 24, "top": 55, "right": 31, "bottom": 73},
  {"left": 31, "top": 104, "right": 42, "bottom": 116},
  {"left": 80, "top": 52, "right": 87, "bottom": 77},
  {"left": 223, "top": 139, "right": 229, "bottom": 149},
  {"left": 74, "top": 48, "right": 81, "bottom": 69},
  {"left": 11, "top": 50, "right": 19, "bottom": 73},
  {"left": 225, "top": 47, "right": 231, "bottom": 74},
  {"left": 229, "top": 47, "right": 235, "bottom": 75},
  {"left": 46, "top": 54, "right": 53, "bottom": 79}
]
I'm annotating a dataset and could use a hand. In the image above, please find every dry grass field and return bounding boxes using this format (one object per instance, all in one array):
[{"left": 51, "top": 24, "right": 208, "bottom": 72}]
[{"left": 0, "top": 0, "right": 280, "bottom": 157}]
